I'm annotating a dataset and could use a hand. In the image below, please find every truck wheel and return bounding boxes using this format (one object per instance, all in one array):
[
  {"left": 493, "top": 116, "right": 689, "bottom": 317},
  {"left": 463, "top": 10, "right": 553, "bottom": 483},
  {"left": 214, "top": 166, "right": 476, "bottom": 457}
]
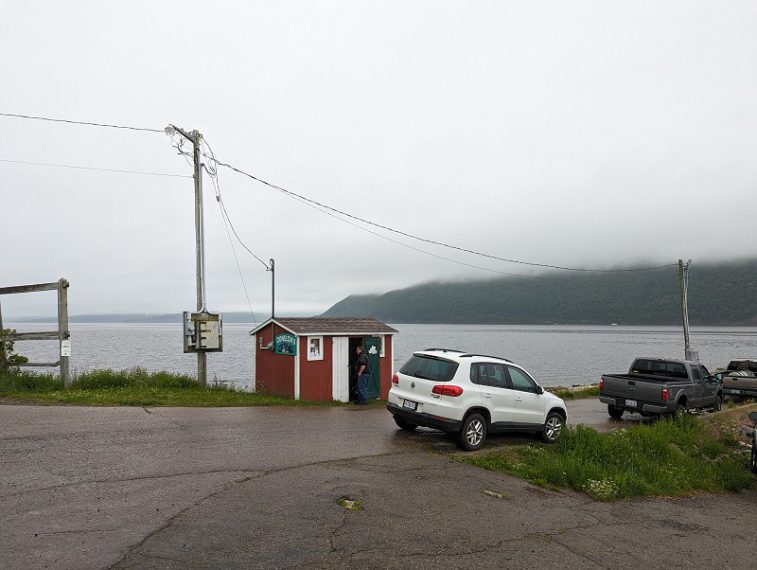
[
  {"left": 393, "top": 416, "right": 418, "bottom": 431},
  {"left": 673, "top": 402, "right": 687, "bottom": 419},
  {"left": 608, "top": 405, "right": 624, "bottom": 420},
  {"left": 712, "top": 394, "right": 723, "bottom": 412},
  {"left": 457, "top": 413, "right": 487, "bottom": 451}
]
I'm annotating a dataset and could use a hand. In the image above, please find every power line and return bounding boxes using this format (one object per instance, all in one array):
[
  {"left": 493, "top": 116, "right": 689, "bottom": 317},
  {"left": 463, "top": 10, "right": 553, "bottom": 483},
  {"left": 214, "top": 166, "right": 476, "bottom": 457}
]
[
  {"left": 282, "top": 184, "right": 533, "bottom": 278},
  {"left": 198, "top": 139, "right": 270, "bottom": 270},
  {"left": 208, "top": 156, "right": 677, "bottom": 274},
  {"left": 0, "top": 112, "right": 162, "bottom": 133},
  {"left": 0, "top": 158, "right": 191, "bottom": 178}
]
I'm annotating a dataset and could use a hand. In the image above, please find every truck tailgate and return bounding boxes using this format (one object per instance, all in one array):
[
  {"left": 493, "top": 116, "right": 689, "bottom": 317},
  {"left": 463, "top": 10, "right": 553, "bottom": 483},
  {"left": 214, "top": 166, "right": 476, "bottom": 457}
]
[{"left": 602, "top": 375, "right": 665, "bottom": 405}]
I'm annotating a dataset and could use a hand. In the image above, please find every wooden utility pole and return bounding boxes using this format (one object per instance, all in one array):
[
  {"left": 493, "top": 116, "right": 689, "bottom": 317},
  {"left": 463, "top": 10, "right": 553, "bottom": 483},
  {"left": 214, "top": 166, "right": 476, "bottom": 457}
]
[
  {"left": 167, "top": 124, "right": 208, "bottom": 387},
  {"left": 269, "top": 258, "right": 275, "bottom": 319},
  {"left": 191, "top": 129, "right": 207, "bottom": 387},
  {"left": 678, "top": 259, "right": 695, "bottom": 360}
]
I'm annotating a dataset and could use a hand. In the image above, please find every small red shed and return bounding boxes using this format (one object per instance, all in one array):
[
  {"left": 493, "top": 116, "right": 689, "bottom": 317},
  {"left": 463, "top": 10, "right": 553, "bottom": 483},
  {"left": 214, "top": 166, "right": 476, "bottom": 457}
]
[{"left": 249, "top": 317, "right": 398, "bottom": 402}]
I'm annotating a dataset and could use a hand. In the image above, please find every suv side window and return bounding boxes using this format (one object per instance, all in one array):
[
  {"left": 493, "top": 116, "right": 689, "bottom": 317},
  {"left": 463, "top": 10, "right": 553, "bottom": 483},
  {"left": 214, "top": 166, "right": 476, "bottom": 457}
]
[
  {"left": 507, "top": 366, "right": 538, "bottom": 393},
  {"left": 472, "top": 363, "right": 508, "bottom": 389}
]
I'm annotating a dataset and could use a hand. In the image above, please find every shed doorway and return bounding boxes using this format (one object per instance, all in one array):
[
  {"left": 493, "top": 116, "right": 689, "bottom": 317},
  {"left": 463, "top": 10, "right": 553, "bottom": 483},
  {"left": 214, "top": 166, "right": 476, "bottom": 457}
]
[{"left": 347, "top": 336, "right": 381, "bottom": 402}]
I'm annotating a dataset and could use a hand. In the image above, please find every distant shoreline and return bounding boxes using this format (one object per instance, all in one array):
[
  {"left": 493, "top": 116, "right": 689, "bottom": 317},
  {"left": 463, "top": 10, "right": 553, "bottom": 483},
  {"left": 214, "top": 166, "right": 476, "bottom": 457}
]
[{"left": 5, "top": 318, "right": 757, "bottom": 328}]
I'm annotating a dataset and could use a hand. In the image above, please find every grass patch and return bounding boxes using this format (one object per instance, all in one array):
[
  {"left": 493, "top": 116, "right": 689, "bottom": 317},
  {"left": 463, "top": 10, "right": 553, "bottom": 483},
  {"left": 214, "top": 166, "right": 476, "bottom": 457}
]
[
  {"left": 548, "top": 385, "right": 600, "bottom": 400},
  {"left": 0, "top": 369, "right": 338, "bottom": 407},
  {"left": 458, "top": 415, "right": 754, "bottom": 501},
  {"left": 337, "top": 497, "right": 363, "bottom": 511}
]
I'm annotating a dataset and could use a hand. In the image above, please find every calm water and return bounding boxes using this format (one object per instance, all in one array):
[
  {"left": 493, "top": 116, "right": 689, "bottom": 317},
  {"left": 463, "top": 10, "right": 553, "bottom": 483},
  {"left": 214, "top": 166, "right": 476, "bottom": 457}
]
[{"left": 6, "top": 322, "right": 757, "bottom": 389}]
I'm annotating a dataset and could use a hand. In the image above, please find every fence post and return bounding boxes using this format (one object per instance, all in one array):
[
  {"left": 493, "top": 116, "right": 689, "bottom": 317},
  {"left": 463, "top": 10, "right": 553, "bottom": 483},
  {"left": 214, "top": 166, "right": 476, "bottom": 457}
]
[
  {"left": 0, "top": 299, "right": 6, "bottom": 373},
  {"left": 58, "top": 279, "right": 70, "bottom": 387}
]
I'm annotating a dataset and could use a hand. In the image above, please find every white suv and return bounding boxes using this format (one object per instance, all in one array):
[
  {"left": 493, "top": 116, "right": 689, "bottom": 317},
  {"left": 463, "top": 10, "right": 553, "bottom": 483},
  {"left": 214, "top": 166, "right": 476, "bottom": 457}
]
[{"left": 386, "top": 349, "right": 568, "bottom": 451}]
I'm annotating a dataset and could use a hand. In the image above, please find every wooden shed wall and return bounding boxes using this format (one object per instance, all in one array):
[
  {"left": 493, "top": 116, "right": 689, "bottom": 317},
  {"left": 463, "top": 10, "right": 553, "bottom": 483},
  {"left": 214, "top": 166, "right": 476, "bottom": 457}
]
[
  {"left": 298, "top": 336, "right": 333, "bottom": 401},
  {"left": 254, "top": 323, "right": 295, "bottom": 398}
]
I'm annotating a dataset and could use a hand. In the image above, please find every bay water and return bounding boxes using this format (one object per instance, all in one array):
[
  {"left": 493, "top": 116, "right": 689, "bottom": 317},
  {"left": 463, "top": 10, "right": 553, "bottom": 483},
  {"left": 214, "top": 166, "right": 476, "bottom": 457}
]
[{"left": 6, "top": 322, "right": 757, "bottom": 389}]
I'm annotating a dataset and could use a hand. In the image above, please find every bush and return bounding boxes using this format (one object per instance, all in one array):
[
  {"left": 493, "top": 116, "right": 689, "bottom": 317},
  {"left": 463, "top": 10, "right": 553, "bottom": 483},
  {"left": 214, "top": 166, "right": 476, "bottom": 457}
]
[
  {"left": 70, "top": 368, "right": 198, "bottom": 390},
  {"left": 0, "top": 371, "right": 62, "bottom": 392}
]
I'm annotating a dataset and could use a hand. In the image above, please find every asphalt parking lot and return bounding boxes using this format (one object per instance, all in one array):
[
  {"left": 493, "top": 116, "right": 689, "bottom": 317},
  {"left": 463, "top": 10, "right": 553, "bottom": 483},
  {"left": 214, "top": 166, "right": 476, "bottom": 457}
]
[{"left": 1, "top": 401, "right": 755, "bottom": 569}]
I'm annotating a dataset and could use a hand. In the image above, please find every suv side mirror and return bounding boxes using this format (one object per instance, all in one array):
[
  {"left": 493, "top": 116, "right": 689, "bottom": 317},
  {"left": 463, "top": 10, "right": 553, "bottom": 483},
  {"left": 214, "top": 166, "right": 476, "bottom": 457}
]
[{"left": 536, "top": 385, "right": 544, "bottom": 395}]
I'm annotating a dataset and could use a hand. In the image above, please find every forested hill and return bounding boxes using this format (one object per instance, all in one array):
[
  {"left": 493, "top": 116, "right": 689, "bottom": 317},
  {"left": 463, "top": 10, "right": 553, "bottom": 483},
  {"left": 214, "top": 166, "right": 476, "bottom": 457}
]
[{"left": 322, "top": 259, "right": 757, "bottom": 326}]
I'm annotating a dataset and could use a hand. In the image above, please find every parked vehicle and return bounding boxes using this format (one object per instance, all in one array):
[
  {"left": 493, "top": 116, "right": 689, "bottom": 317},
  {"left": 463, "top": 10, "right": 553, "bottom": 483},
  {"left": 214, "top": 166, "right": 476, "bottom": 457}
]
[
  {"left": 721, "top": 359, "right": 757, "bottom": 400},
  {"left": 750, "top": 412, "right": 757, "bottom": 474},
  {"left": 599, "top": 357, "right": 723, "bottom": 419},
  {"left": 386, "top": 349, "right": 568, "bottom": 451}
]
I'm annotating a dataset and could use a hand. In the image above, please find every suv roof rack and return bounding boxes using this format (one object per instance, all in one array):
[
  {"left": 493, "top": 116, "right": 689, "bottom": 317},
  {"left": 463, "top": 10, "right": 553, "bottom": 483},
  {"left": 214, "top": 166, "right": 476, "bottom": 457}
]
[
  {"left": 459, "top": 353, "right": 511, "bottom": 362},
  {"left": 423, "top": 348, "right": 464, "bottom": 353}
]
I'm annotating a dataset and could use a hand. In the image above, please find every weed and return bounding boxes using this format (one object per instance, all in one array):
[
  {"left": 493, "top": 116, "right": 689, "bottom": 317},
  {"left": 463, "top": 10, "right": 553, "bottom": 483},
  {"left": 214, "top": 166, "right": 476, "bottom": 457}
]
[
  {"left": 458, "top": 415, "right": 754, "bottom": 501},
  {"left": 337, "top": 497, "right": 362, "bottom": 511}
]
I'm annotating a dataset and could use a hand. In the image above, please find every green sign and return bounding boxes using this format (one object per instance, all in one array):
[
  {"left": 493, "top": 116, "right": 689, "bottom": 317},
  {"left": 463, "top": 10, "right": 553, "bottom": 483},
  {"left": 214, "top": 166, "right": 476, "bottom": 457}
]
[{"left": 274, "top": 333, "right": 298, "bottom": 356}]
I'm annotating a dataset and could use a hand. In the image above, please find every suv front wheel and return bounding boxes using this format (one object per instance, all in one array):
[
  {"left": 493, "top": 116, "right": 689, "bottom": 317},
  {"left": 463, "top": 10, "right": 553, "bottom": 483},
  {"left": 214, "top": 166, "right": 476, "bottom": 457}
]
[
  {"left": 541, "top": 412, "right": 565, "bottom": 444},
  {"left": 457, "top": 413, "right": 487, "bottom": 451}
]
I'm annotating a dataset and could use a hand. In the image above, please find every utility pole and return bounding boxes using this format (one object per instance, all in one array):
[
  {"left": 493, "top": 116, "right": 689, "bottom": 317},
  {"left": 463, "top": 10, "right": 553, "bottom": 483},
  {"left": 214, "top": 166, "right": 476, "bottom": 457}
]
[
  {"left": 192, "top": 129, "right": 207, "bottom": 386},
  {"left": 678, "top": 258, "right": 696, "bottom": 361},
  {"left": 269, "top": 258, "right": 275, "bottom": 319},
  {"left": 166, "top": 125, "right": 208, "bottom": 386}
]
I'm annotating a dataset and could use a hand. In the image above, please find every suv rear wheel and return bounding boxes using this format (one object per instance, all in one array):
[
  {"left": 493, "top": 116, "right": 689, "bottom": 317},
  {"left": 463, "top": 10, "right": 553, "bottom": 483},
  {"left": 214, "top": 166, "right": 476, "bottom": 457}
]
[
  {"left": 457, "top": 413, "right": 487, "bottom": 451},
  {"left": 393, "top": 415, "right": 418, "bottom": 431}
]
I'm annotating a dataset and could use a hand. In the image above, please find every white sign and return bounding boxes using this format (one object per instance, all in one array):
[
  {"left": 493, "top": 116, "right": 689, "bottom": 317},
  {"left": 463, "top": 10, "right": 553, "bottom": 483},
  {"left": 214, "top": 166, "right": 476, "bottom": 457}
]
[{"left": 60, "top": 339, "right": 72, "bottom": 357}]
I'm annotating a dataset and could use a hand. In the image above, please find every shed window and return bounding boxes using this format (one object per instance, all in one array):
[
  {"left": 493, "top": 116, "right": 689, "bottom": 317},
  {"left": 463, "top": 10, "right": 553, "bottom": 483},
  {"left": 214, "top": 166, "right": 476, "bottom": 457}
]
[{"left": 307, "top": 336, "right": 324, "bottom": 361}]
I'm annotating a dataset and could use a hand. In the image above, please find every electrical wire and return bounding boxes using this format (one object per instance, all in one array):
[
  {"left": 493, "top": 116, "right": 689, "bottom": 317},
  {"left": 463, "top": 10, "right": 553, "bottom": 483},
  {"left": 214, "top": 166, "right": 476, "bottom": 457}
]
[
  {"left": 0, "top": 112, "right": 162, "bottom": 133},
  {"left": 200, "top": 136, "right": 268, "bottom": 323},
  {"left": 282, "top": 185, "right": 534, "bottom": 278},
  {"left": 0, "top": 110, "right": 677, "bottom": 274},
  {"left": 0, "top": 158, "right": 191, "bottom": 178},
  {"left": 201, "top": 138, "right": 270, "bottom": 270},
  {"left": 207, "top": 156, "right": 678, "bottom": 274},
  {"left": 216, "top": 193, "right": 260, "bottom": 325}
]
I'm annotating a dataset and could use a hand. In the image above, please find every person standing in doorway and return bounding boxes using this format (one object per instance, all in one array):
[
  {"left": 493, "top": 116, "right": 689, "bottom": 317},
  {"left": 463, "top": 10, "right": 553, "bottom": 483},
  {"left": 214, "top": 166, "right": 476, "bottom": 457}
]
[{"left": 355, "top": 345, "right": 370, "bottom": 405}]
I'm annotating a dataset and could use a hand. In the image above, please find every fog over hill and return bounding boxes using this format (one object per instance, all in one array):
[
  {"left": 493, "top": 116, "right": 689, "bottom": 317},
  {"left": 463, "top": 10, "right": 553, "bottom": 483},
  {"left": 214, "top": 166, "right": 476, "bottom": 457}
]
[{"left": 322, "top": 259, "right": 757, "bottom": 326}]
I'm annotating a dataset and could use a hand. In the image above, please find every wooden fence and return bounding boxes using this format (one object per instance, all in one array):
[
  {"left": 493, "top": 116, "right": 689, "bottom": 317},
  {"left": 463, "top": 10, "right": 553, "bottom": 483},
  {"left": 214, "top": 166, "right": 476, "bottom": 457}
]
[{"left": 0, "top": 279, "right": 70, "bottom": 386}]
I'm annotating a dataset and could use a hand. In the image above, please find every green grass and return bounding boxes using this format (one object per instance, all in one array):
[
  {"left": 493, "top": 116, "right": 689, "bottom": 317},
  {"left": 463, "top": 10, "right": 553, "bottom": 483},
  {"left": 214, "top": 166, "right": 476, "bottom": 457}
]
[
  {"left": 547, "top": 385, "right": 600, "bottom": 400},
  {"left": 0, "top": 369, "right": 338, "bottom": 407},
  {"left": 458, "top": 415, "right": 754, "bottom": 501}
]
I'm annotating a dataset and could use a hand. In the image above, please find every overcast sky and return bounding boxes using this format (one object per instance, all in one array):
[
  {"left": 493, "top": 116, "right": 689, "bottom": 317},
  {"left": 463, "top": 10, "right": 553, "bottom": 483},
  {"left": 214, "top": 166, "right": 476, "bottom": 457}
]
[{"left": 1, "top": 1, "right": 756, "bottom": 320}]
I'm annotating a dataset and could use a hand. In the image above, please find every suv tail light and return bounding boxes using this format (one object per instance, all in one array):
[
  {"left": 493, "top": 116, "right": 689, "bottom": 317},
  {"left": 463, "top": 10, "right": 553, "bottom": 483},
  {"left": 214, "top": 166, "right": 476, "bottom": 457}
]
[
  {"left": 599, "top": 376, "right": 604, "bottom": 392},
  {"left": 432, "top": 385, "right": 464, "bottom": 397},
  {"left": 392, "top": 372, "right": 399, "bottom": 385},
  {"left": 661, "top": 387, "right": 670, "bottom": 402}
]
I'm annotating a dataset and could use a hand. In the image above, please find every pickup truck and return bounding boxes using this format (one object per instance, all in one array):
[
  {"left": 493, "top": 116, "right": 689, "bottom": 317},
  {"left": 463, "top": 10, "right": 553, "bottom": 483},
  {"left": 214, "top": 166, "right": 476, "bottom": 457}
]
[
  {"left": 721, "top": 359, "right": 757, "bottom": 400},
  {"left": 599, "top": 357, "right": 723, "bottom": 419}
]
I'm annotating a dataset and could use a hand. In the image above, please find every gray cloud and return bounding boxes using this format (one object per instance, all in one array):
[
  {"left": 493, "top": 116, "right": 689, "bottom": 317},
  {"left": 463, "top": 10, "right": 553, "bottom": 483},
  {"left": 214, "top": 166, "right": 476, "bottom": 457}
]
[{"left": 2, "top": 1, "right": 756, "bottom": 319}]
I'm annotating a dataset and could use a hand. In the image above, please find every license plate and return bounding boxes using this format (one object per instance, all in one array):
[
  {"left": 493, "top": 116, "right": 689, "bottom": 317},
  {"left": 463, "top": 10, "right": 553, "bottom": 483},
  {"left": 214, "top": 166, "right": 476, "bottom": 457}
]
[
  {"left": 403, "top": 399, "right": 417, "bottom": 411},
  {"left": 626, "top": 399, "right": 637, "bottom": 408},
  {"left": 728, "top": 389, "right": 741, "bottom": 395}
]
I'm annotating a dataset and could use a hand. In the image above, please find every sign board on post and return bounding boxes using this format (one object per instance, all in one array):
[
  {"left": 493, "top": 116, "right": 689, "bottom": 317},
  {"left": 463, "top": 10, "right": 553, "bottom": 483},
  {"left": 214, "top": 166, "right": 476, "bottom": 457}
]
[
  {"left": 183, "top": 311, "right": 223, "bottom": 353},
  {"left": 274, "top": 332, "right": 297, "bottom": 356}
]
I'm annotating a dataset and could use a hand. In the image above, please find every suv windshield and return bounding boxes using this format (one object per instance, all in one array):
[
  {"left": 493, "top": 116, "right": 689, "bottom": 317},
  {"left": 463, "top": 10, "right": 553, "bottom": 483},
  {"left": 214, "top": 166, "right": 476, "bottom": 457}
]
[{"left": 400, "top": 355, "right": 459, "bottom": 382}]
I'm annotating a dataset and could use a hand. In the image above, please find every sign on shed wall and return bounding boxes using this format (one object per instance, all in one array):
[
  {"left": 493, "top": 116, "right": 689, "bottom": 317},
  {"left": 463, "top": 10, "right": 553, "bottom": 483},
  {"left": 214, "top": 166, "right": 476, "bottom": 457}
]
[{"left": 275, "top": 332, "right": 298, "bottom": 356}]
